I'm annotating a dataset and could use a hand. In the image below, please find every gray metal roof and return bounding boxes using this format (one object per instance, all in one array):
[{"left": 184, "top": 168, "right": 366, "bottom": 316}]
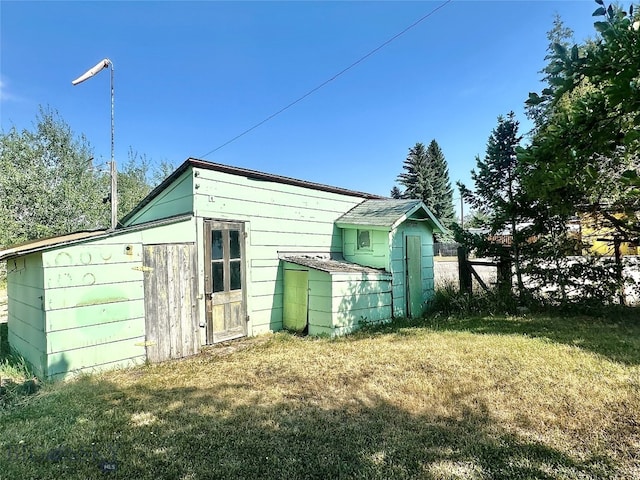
[
  {"left": 335, "top": 199, "right": 425, "bottom": 228},
  {"left": 281, "top": 254, "right": 390, "bottom": 275}
]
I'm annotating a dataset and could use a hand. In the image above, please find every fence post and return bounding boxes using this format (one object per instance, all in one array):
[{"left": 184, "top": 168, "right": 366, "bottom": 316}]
[
  {"left": 614, "top": 238, "right": 626, "bottom": 306},
  {"left": 497, "top": 248, "right": 512, "bottom": 296},
  {"left": 457, "top": 246, "right": 472, "bottom": 294}
]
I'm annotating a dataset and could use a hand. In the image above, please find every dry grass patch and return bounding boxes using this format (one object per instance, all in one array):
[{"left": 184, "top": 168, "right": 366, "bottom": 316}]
[{"left": 1, "top": 313, "right": 639, "bottom": 479}]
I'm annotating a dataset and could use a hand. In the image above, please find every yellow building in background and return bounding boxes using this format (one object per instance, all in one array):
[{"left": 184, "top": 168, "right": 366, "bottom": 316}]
[{"left": 581, "top": 213, "right": 638, "bottom": 256}]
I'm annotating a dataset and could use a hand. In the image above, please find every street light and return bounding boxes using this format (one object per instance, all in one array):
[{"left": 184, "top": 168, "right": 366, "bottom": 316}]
[{"left": 72, "top": 58, "right": 117, "bottom": 230}]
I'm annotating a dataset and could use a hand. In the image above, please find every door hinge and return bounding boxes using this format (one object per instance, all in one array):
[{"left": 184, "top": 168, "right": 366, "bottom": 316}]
[
  {"left": 246, "top": 315, "right": 250, "bottom": 322},
  {"left": 135, "top": 340, "right": 157, "bottom": 347},
  {"left": 133, "top": 266, "right": 153, "bottom": 272}
]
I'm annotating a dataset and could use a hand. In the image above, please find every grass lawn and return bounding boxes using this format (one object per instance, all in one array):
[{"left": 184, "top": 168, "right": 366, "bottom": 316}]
[{"left": 1, "top": 312, "right": 639, "bottom": 479}]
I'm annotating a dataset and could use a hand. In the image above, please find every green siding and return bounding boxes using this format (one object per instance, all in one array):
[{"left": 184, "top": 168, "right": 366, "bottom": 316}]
[
  {"left": 47, "top": 337, "right": 146, "bottom": 380},
  {"left": 304, "top": 270, "right": 392, "bottom": 337},
  {"left": 283, "top": 268, "right": 309, "bottom": 332},
  {"left": 123, "top": 169, "right": 194, "bottom": 226},
  {"left": 6, "top": 253, "right": 45, "bottom": 377},
  {"left": 192, "top": 167, "right": 365, "bottom": 336},
  {"left": 342, "top": 228, "right": 389, "bottom": 269}
]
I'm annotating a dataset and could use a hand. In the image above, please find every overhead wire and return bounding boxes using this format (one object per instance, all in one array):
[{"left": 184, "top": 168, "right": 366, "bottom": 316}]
[{"left": 199, "top": 0, "right": 453, "bottom": 159}]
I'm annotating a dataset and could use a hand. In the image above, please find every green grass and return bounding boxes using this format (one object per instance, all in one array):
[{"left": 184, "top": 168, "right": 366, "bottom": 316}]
[{"left": 1, "top": 313, "right": 639, "bottom": 479}]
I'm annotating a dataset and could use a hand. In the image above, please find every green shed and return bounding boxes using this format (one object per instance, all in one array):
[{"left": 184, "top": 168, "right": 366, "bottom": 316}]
[
  {"left": 281, "top": 256, "right": 392, "bottom": 337},
  {"left": 1, "top": 159, "right": 444, "bottom": 379},
  {"left": 336, "top": 199, "right": 444, "bottom": 318}
]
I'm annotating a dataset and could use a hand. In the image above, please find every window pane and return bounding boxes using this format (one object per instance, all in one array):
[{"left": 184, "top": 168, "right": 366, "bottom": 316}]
[
  {"left": 212, "top": 262, "right": 224, "bottom": 292},
  {"left": 357, "top": 230, "right": 371, "bottom": 249},
  {"left": 212, "top": 230, "right": 223, "bottom": 260},
  {"left": 230, "top": 260, "right": 241, "bottom": 290},
  {"left": 230, "top": 230, "right": 241, "bottom": 259}
]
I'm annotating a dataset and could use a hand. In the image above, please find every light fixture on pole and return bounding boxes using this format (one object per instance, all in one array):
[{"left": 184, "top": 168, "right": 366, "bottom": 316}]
[{"left": 72, "top": 58, "right": 117, "bottom": 230}]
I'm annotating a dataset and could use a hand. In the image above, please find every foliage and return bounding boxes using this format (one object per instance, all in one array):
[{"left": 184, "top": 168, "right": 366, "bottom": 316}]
[
  {"left": 392, "top": 139, "right": 455, "bottom": 229},
  {"left": 525, "top": 14, "right": 575, "bottom": 130},
  {"left": 426, "top": 281, "right": 518, "bottom": 317},
  {"left": 0, "top": 107, "right": 107, "bottom": 247},
  {"left": 464, "top": 209, "right": 491, "bottom": 229},
  {"left": 523, "top": 0, "right": 640, "bottom": 242},
  {"left": 0, "top": 108, "right": 176, "bottom": 251},
  {"left": 1, "top": 324, "right": 39, "bottom": 410}
]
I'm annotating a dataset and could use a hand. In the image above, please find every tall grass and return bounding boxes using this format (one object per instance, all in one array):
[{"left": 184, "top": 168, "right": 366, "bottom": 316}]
[
  {"left": 427, "top": 280, "right": 519, "bottom": 317},
  {"left": 0, "top": 324, "right": 40, "bottom": 409}
]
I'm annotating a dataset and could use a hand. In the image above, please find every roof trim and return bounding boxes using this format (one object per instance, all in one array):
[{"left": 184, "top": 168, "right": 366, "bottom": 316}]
[
  {"left": 0, "top": 214, "right": 193, "bottom": 261},
  {"left": 392, "top": 202, "right": 447, "bottom": 233},
  {"left": 120, "top": 158, "right": 385, "bottom": 225}
]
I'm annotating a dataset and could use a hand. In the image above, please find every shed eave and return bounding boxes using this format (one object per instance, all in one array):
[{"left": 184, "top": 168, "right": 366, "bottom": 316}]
[
  {"left": 0, "top": 213, "right": 194, "bottom": 261},
  {"left": 334, "top": 222, "right": 392, "bottom": 231}
]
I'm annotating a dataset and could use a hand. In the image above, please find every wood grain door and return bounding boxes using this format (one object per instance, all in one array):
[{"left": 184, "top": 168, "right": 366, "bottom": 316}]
[
  {"left": 405, "top": 235, "right": 423, "bottom": 318},
  {"left": 204, "top": 220, "right": 247, "bottom": 343},
  {"left": 143, "top": 243, "right": 199, "bottom": 363}
]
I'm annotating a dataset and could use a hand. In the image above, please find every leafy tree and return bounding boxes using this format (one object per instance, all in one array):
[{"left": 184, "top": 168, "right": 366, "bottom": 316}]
[
  {"left": 0, "top": 107, "right": 107, "bottom": 247},
  {"left": 524, "top": 0, "right": 640, "bottom": 242},
  {"left": 525, "top": 14, "right": 575, "bottom": 130},
  {"left": 393, "top": 140, "right": 455, "bottom": 228},
  {"left": 458, "top": 112, "right": 525, "bottom": 292},
  {"left": 0, "top": 108, "right": 176, "bottom": 251}
]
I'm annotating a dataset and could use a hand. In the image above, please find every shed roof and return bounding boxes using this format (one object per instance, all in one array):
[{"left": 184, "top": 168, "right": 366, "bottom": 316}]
[
  {"left": 281, "top": 254, "right": 390, "bottom": 276},
  {"left": 335, "top": 199, "right": 445, "bottom": 232},
  {"left": 120, "top": 158, "right": 385, "bottom": 226},
  {"left": 0, "top": 214, "right": 192, "bottom": 261}
]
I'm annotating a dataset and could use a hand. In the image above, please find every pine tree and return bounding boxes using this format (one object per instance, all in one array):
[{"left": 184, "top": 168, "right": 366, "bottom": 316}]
[
  {"left": 396, "top": 142, "right": 433, "bottom": 202},
  {"left": 393, "top": 140, "right": 455, "bottom": 229},
  {"left": 425, "top": 139, "right": 455, "bottom": 226},
  {"left": 459, "top": 111, "right": 524, "bottom": 291}
]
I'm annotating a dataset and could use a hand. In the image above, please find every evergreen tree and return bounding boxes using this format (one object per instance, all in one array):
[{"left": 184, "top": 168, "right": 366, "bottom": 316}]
[
  {"left": 396, "top": 142, "right": 433, "bottom": 202},
  {"left": 425, "top": 139, "right": 455, "bottom": 226},
  {"left": 393, "top": 140, "right": 455, "bottom": 228},
  {"left": 459, "top": 112, "right": 525, "bottom": 291}
]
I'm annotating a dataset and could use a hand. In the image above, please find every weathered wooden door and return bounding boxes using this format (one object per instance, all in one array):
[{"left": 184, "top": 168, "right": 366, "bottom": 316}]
[
  {"left": 204, "top": 220, "right": 247, "bottom": 343},
  {"left": 405, "top": 235, "right": 423, "bottom": 318},
  {"left": 143, "top": 243, "right": 199, "bottom": 363}
]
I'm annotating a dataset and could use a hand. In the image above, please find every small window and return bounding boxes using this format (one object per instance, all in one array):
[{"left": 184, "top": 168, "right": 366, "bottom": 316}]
[{"left": 357, "top": 229, "right": 372, "bottom": 250}]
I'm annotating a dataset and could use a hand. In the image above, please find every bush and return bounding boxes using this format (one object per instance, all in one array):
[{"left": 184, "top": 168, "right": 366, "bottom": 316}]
[{"left": 426, "top": 281, "right": 519, "bottom": 317}]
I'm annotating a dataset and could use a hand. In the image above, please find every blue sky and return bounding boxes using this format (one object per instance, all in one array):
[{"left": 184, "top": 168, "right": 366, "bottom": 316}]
[{"left": 1, "top": 1, "right": 599, "bottom": 214}]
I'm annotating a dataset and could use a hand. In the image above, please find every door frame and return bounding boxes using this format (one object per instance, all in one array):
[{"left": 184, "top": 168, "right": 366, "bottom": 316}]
[{"left": 203, "top": 219, "right": 248, "bottom": 343}]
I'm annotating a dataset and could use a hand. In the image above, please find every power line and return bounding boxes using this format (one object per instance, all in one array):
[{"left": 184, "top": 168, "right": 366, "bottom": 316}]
[{"left": 200, "top": 0, "right": 453, "bottom": 159}]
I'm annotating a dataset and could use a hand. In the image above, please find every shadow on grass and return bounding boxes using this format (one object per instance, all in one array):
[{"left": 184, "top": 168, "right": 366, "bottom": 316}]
[
  {"left": 361, "top": 308, "right": 640, "bottom": 366},
  {"left": 0, "top": 375, "right": 617, "bottom": 480}
]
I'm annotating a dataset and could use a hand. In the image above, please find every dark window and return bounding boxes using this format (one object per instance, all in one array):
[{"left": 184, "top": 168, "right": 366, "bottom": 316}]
[
  {"left": 212, "top": 230, "right": 223, "bottom": 260},
  {"left": 212, "top": 262, "right": 224, "bottom": 293},
  {"left": 229, "top": 230, "right": 241, "bottom": 259},
  {"left": 230, "top": 260, "right": 241, "bottom": 290},
  {"left": 357, "top": 229, "right": 371, "bottom": 250}
]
